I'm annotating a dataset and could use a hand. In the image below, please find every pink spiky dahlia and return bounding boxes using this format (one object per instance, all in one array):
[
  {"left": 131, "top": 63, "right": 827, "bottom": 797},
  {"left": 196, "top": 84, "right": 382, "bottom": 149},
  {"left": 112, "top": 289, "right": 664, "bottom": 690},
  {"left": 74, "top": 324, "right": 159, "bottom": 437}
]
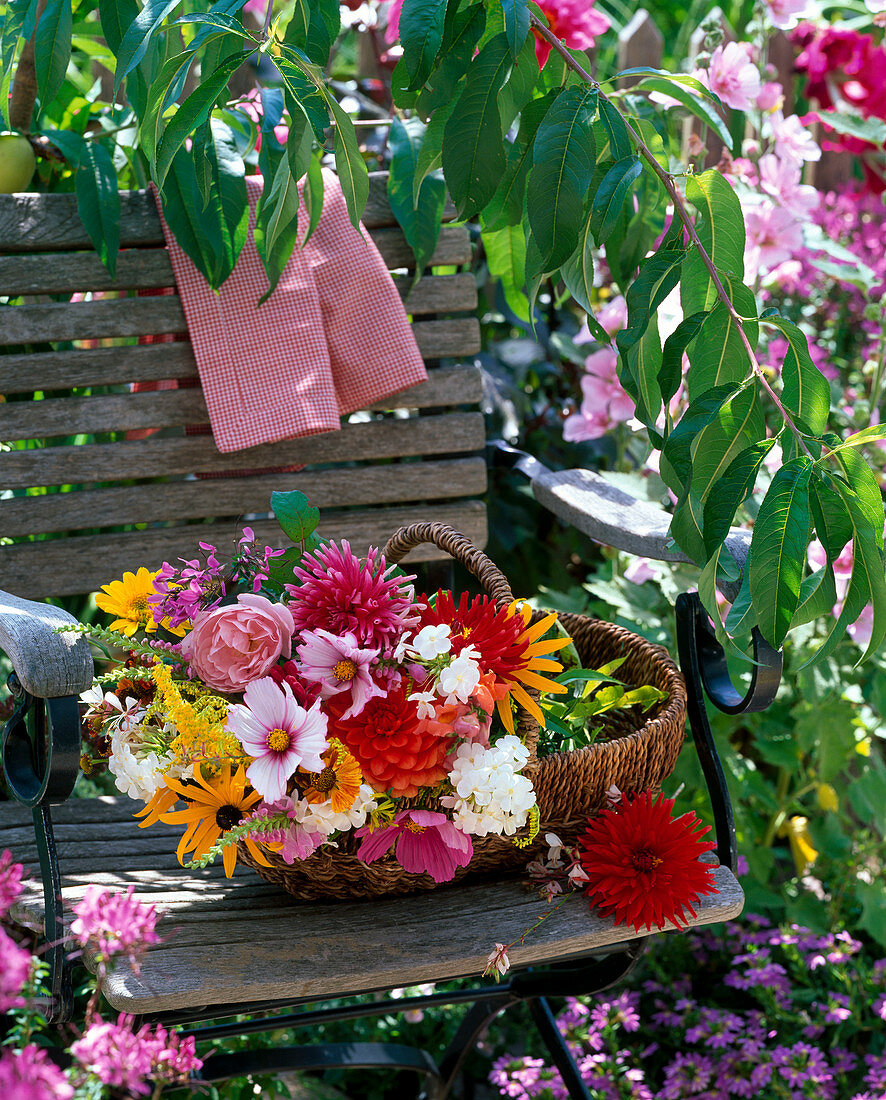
[{"left": 285, "top": 541, "right": 419, "bottom": 649}]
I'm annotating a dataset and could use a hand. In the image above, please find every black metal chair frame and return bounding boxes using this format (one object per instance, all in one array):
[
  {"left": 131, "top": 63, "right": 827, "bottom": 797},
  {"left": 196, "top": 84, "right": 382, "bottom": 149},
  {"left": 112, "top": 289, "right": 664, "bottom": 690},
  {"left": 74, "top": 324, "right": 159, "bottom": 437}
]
[{"left": 1, "top": 449, "right": 783, "bottom": 1100}]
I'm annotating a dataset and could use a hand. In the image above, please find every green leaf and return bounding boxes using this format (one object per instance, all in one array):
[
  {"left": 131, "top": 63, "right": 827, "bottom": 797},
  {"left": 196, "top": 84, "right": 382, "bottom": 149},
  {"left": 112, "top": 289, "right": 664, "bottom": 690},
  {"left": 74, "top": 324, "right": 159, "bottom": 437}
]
[
  {"left": 114, "top": 0, "right": 183, "bottom": 94},
  {"left": 527, "top": 85, "right": 597, "bottom": 270},
  {"left": 399, "top": 0, "right": 447, "bottom": 90},
  {"left": 819, "top": 110, "right": 886, "bottom": 146},
  {"left": 791, "top": 564, "right": 838, "bottom": 629},
  {"left": 681, "top": 169, "right": 745, "bottom": 316},
  {"left": 810, "top": 477, "right": 853, "bottom": 561},
  {"left": 598, "top": 96, "right": 632, "bottom": 162},
  {"left": 411, "top": 99, "right": 455, "bottom": 206},
  {"left": 286, "top": 105, "right": 314, "bottom": 181},
  {"left": 559, "top": 206, "right": 596, "bottom": 316},
  {"left": 153, "top": 52, "right": 246, "bottom": 188},
  {"left": 589, "top": 155, "right": 642, "bottom": 246},
  {"left": 749, "top": 457, "right": 814, "bottom": 648},
  {"left": 303, "top": 0, "right": 339, "bottom": 66},
  {"left": 302, "top": 152, "right": 324, "bottom": 246},
  {"left": 483, "top": 90, "right": 556, "bottom": 230},
  {"left": 254, "top": 156, "right": 299, "bottom": 304},
  {"left": 155, "top": 147, "right": 225, "bottom": 286},
  {"left": 327, "top": 96, "right": 369, "bottom": 230},
  {"left": 271, "top": 490, "right": 320, "bottom": 543},
  {"left": 823, "top": 423, "right": 886, "bottom": 458},
  {"left": 761, "top": 316, "right": 831, "bottom": 436},
  {"left": 497, "top": 32, "right": 539, "bottom": 133},
  {"left": 46, "top": 130, "right": 120, "bottom": 277},
  {"left": 617, "top": 247, "right": 684, "bottom": 351},
  {"left": 638, "top": 75, "right": 733, "bottom": 152},
  {"left": 175, "top": 11, "right": 252, "bottom": 37},
  {"left": 659, "top": 310, "right": 707, "bottom": 409},
  {"left": 501, "top": 0, "right": 529, "bottom": 57},
  {"left": 34, "top": 0, "right": 72, "bottom": 106},
  {"left": 388, "top": 117, "right": 445, "bottom": 277},
  {"left": 686, "top": 279, "right": 758, "bottom": 400},
  {"left": 139, "top": 50, "right": 198, "bottom": 162},
  {"left": 831, "top": 447, "right": 885, "bottom": 546},
  {"left": 702, "top": 439, "right": 775, "bottom": 556},
  {"left": 275, "top": 58, "right": 330, "bottom": 140},
  {"left": 417, "top": 2, "right": 484, "bottom": 117},
  {"left": 611, "top": 68, "right": 725, "bottom": 107},
  {"left": 622, "top": 312, "right": 663, "bottom": 429},
  {"left": 98, "top": 0, "right": 139, "bottom": 55},
  {"left": 659, "top": 382, "right": 745, "bottom": 497},
  {"left": 441, "top": 33, "right": 512, "bottom": 220},
  {"left": 482, "top": 222, "right": 528, "bottom": 321}
]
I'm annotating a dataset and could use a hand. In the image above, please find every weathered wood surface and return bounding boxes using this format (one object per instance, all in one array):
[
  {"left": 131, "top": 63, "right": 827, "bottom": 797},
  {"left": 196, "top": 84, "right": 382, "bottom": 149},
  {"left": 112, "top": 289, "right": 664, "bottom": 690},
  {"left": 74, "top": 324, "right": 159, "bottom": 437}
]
[
  {"left": 1, "top": 319, "right": 481, "bottom": 395},
  {"left": 0, "top": 175, "right": 457, "bottom": 252},
  {"left": 0, "top": 501, "right": 489, "bottom": 599},
  {"left": 0, "top": 797, "right": 744, "bottom": 1015},
  {"left": 0, "top": 409, "right": 485, "bottom": 489},
  {"left": 1, "top": 458, "right": 487, "bottom": 537},
  {"left": 0, "top": 273, "right": 475, "bottom": 347},
  {"left": 0, "top": 364, "right": 483, "bottom": 442},
  {"left": 0, "top": 591, "right": 93, "bottom": 697},
  {"left": 0, "top": 227, "right": 471, "bottom": 297}
]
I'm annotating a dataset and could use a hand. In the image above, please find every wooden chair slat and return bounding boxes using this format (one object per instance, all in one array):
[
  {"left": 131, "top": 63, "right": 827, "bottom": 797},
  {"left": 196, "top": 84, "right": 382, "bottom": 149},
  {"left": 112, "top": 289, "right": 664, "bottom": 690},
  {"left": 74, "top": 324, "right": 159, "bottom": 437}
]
[
  {"left": 0, "top": 364, "right": 483, "bottom": 441},
  {"left": 0, "top": 798, "right": 744, "bottom": 1016},
  {"left": 0, "top": 410, "right": 486, "bottom": 488},
  {"left": 1, "top": 319, "right": 480, "bottom": 393},
  {"left": 0, "top": 501, "right": 488, "bottom": 598},
  {"left": 0, "top": 175, "right": 456, "bottom": 252},
  {"left": 1, "top": 457, "right": 487, "bottom": 537},
  {"left": 0, "top": 274, "right": 475, "bottom": 347},
  {"left": 0, "top": 228, "right": 472, "bottom": 297}
]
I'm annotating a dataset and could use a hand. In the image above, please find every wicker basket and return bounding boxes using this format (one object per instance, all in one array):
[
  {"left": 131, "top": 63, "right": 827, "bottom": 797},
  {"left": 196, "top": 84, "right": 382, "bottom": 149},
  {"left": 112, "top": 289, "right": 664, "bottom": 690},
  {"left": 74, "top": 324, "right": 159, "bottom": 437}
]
[{"left": 238, "top": 524, "right": 687, "bottom": 899}]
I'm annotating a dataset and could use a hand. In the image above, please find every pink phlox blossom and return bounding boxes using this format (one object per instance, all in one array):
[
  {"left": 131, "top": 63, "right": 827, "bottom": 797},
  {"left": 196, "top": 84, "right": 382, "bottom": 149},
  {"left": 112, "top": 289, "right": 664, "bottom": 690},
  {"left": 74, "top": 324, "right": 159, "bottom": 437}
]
[
  {"left": 743, "top": 201, "right": 805, "bottom": 281},
  {"left": 575, "top": 295, "right": 627, "bottom": 343},
  {"left": 765, "top": 0, "right": 810, "bottom": 29},
  {"left": 758, "top": 153, "right": 819, "bottom": 217},
  {"left": 70, "top": 884, "right": 160, "bottom": 972},
  {"left": 231, "top": 527, "right": 287, "bottom": 592},
  {"left": 0, "top": 1043, "right": 74, "bottom": 1100},
  {"left": 765, "top": 110, "right": 821, "bottom": 167},
  {"left": 0, "top": 849, "right": 24, "bottom": 916},
  {"left": 295, "top": 628, "right": 384, "bottom": 719},
  {"left": 355, "top": 808, "right": 473, "bottom": 882},
  {"left": 226, "top": 677, "right": 328, "bottom": 802},
  {"left": 700, "top": 42, "right": 762, "bottom": 112},
  {"left": 806, "top": 538, "right": 876, "bottom": 647},
  {"left": 148, "top": 543, "right": 226, "bottom": 629},
  {"left": 0, "top": 927, "right": 31, "bottom": 1012},
  {"left": 71, "top": 1013, "right": 201, "bottom": 1096}
]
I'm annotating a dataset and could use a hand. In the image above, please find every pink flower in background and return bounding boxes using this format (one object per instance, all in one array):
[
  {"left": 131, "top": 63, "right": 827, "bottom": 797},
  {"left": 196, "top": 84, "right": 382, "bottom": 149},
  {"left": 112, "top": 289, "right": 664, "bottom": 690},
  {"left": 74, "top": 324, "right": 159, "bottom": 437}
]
[
  {"left": 807, "top": 538, "right": 876, "bottom": 647},
  {"left": 563, "top": 347, "right": 636, "bottom": 442},
  {"left": 576, "top": 295, "right": 628, "bottom": 344},
  {"left": 0, "top": 1044, "right": 74, "bottom": 1100},
  {"left": 226, "top": 677, "right": 328, "bottom": 801},
  {"left": 758, "top": 154, "right": 819, "bottom": 217},
  {"left": 765, "top": 110, "right": 821, "bottom": 167},
  {"left": 703, "top": 42, "right": 761, "bottom": 111},
  {"left": 757, "top": 81, "right": 785, "bottom": 111},
  {"left": 71, "top": 1014, "right": 202, "bottom": 1096},
  {"left": 743, "top": 202, "right": 805, "bottom": 280},
  {"left": 623, "top": 558, "right": 661, "bottom": 585},
  {"left": 384, "top": 0, "right": 404, "bottom": 43},
  {"left": 356, "top": 808, "right": 473, "bottom": 882},
  {"left": 765, "top": 0, "right": 809, "bottom": 28},
  {"left": 0, "top": 849, "right": 23, "bottom": 916},
  {"left": 531, "top": 0, "right": 610, "bottom": 69},
  {"left": 71, "top": 885, "right": 160, "bottom": 972},
  {"left": 0, "top": 928, "right": 30, "bottom": 1011},
  {"left": 296, "top": 628, "right": 384, "bottom": 718},
  {"left": 181, "top": 593, "right": 295, "bottom": 693}
]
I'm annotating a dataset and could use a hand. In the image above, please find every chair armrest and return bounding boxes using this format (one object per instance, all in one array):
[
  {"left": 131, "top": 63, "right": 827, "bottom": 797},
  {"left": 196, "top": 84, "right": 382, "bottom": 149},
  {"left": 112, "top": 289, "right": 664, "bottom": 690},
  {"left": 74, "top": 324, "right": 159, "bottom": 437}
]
[{"left": 0, "top": 590, "right": 93, "bottom": 698}]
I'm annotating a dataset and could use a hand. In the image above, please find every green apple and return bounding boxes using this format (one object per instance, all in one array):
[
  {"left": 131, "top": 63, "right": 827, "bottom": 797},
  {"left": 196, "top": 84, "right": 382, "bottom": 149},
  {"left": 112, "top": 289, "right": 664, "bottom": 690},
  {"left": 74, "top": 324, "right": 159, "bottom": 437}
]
[{"left": 0, "top": 132, "right": 36, "bottom": 193}]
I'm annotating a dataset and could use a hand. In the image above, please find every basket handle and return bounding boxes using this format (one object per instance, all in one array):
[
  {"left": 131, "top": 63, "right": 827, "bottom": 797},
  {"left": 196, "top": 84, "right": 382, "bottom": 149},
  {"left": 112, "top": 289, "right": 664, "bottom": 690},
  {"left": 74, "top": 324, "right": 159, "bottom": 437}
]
[
  {"left": 383, "top": 523, "right": 515, "bottom": 607},
  {"left": 382, "top": 523, "right": 540, "bottom": 771}
]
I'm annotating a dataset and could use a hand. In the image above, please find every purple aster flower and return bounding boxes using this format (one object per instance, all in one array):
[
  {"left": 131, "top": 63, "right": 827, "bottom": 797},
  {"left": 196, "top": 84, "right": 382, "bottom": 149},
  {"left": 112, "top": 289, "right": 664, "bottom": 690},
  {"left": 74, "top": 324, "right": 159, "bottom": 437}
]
[{"left": 660, "top": 1052, "right": 717, "bottom": 1098}]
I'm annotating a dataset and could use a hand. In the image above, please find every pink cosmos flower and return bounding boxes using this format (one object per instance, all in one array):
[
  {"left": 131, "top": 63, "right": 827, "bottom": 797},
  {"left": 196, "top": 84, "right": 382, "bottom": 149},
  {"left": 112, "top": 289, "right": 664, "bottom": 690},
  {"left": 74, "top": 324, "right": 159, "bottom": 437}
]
[
  {"left": 286, "top": 540, "right": 419, "bottom": 650},
  {"left": 296, "top": 628, "right": 385, "bottom": 719},
  {"left": 758, "top": 153, "right": 819, "bottom": 217},
  {"left": 356, "top": 808, "right": 473, "bottom": 882},
  {"left": 702, "top": 42, "right": 761, "bottom": 112},
  {"left": 181, "top": 593, "right": 295, "bottom": 693},
  {"left": 766, "top": 0, "right": 809, "bottom": 29},
  {"left": 252, "top": 797, "right": 327, "bottom": 863},
  {"left": 0, "top": 927, "right": 30, "bottom": 1012},
  {"left": 226, "top": 677, "right": 328, "bottom": 801},
  {"left": 765, "top": 110, "right": 822, "bottom": 167},
  {"left": 743, "top": 202, "right": 805, "bottom": 281},
  {"left": 70, "top": 885, "right": 160, "bottom": 973},
  {"left": 531, "top": 0, "right": 610, "bottom": 70},
  {"left": 0, "top": 1044, "right": 74, "bottom": 1100}
]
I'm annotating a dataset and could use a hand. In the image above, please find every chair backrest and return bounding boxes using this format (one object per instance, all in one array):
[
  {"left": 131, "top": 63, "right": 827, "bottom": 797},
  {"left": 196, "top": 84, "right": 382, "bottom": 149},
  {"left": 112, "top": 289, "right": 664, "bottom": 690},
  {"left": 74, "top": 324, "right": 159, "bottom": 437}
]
[{"left": 0, "top": 174, "right": 486, "bottom": 600}]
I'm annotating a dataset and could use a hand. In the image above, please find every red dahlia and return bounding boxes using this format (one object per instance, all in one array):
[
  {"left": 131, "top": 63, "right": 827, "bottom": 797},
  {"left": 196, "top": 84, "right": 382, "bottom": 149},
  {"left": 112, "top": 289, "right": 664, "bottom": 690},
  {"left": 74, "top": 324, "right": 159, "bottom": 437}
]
[
  {"left": 578, "top": 791, "right": 718, "bottom": 933},
  {"left": 328, "top": 684, "right": 453, "bottom": 798}
]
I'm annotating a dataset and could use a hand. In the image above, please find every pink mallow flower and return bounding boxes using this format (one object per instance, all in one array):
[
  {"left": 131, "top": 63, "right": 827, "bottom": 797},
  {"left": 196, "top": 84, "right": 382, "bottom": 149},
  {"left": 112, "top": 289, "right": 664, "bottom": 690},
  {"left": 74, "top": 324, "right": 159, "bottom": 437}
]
[
  {"left": 758, "top": 153, "right": 819, "bottom": 217},
  {"left": 181, "top": 593, "right": 295, "bottom": 693},
  {"left": 765, "top": 0, "right": 809, "bottom": 29},
  {"left": 226, "top": 677, "right": 328, "bottom": 801},
  {"left": 356, "top": 809, "right": 473, "bottom": 883},
  {"left": 563, "top": 347, "right": 635, "bottom": 442},
  {"left": 702, "top": 42, "right": 761, "bottom": 112},
  {"left": 0, "top": 1044, "right": 74, "bottom": 1100},
  {"left": 296, "top": 628, "right": 384, "bottom": 719},
  {"left": 765, "top": 110, "right": 821, "bottom": 167},
  {"left": 70, "top": 885, "right": 160, "bottom": 973},
  {"left": 743, "top": 201, "right": 805, "bottom": 281},
  {"left": 757, "top": 81, "right": 785, "bottom": 111}
]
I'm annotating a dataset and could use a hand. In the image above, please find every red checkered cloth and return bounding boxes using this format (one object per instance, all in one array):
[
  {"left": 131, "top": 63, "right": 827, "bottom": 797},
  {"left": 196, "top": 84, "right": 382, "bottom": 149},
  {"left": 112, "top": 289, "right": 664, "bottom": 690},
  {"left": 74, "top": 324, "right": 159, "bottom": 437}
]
[{"left": 150, "top": 170, "right": 427, "bottom": 454}]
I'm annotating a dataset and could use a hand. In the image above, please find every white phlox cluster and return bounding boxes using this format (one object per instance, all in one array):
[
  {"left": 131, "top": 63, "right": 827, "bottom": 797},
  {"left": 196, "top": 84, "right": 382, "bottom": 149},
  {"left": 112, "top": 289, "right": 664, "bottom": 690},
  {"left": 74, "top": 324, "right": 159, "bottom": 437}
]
[
  {"left": 438, "top": 644, "right": 482, "bottom": 704},
  {"left": 442, "top": 735, "right": 536, "bottom": 836}
]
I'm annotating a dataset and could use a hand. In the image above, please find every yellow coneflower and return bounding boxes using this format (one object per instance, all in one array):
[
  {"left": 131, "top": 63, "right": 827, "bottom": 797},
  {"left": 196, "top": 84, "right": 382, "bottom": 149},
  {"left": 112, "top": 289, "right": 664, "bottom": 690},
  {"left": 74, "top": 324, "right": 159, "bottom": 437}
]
[
  {"left": 95, "top": 568, "right": 164, "bottom": 636},
  {"left": 300, "top": 739, "right": 362, "bottom": 813},
  {"left": 159, "top": 764, "right": 270, "bottom": 877},
  {"left": 133, "top": 785, "right": 179, "bottom": 829}
]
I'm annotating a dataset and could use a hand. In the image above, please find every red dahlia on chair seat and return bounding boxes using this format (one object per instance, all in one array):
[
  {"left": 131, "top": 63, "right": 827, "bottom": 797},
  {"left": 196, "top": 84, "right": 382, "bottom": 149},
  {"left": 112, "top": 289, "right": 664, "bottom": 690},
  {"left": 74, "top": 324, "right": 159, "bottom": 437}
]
[{"left": 577, "top": 791, "right": 719, "bottom": 933}]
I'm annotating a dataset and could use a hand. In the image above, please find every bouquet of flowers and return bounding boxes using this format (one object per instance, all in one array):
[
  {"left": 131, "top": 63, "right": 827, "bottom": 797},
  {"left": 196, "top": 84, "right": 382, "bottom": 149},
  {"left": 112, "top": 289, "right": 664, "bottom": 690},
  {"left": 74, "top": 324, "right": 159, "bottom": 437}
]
[{"left": 74, "top": 494, "right": 575, "bottom": 893}]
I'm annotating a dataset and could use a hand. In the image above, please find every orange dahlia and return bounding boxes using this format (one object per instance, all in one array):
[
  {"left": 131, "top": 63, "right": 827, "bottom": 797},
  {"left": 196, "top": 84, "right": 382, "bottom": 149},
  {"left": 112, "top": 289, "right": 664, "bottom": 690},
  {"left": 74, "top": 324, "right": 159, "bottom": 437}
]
[
  {"left": 420, "top": 591, "right": 571, "bottom": 732},
  {"left": 578, "top": 791, "right": 718, "bottom": 933},
  {"left": 328, "top": 685, "right": 452, "bottom": 798}
]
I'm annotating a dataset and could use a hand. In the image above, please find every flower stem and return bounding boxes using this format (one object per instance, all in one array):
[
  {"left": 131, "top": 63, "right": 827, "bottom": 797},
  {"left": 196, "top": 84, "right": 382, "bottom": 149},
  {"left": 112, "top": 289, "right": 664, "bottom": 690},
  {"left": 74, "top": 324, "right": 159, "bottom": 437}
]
[{"left": 527, "top": 11, "right": 815, "bottom": 459}]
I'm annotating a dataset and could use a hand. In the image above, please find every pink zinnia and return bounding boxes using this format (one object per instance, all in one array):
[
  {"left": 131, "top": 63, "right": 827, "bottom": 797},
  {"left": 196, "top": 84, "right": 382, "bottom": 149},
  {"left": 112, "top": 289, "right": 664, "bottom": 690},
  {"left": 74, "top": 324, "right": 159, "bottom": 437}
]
[
  {"left": 226, "top": 678, "right": 328, "bottom": 801},
  {"left": 296, "top": 628, "right": 385, "bottom": 719},
  {"left": 286, "top": 540, "right": 419, "bottom": 649},
  {"left": 356, "top": 808, "right": 473, "bottom": 883},
  {"left": 0, "top": 1044, "right": 74, "bottom": 1100}
]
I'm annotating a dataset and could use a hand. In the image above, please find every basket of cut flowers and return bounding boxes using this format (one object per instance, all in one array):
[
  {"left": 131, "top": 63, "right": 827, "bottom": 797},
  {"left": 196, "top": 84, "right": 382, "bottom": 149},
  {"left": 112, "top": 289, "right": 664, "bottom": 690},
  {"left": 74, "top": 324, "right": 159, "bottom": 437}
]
[{"left": 75, "top": 493, "right": 687, "bottom": 900}]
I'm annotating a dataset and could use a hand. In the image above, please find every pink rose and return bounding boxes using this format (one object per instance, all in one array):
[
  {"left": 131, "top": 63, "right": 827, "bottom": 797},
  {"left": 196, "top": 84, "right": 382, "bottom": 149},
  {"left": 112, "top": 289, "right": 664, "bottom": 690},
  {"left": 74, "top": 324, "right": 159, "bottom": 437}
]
[{"left": 181, "top": 594, "right": 295, "bottom": 693}]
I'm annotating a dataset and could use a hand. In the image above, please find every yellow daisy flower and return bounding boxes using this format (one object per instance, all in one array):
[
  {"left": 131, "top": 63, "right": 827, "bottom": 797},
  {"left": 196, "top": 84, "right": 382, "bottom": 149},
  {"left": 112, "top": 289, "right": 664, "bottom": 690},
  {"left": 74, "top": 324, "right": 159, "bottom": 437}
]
[{"left": 95, "top": 567, "right": 164, "bottom": 636}]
